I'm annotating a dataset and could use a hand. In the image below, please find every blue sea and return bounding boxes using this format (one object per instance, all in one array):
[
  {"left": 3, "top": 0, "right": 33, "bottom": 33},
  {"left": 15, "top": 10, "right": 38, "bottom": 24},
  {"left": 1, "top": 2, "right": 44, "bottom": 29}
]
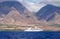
[{"left": 0, "top": 31, "right": 60, "bottom": 39}]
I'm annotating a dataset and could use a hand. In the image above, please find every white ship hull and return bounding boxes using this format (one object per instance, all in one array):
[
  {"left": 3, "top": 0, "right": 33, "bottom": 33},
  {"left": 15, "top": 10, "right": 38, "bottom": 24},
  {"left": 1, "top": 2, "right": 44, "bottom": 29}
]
[
  {"left": 24, "top": 27, "right": 43, "bottom": 32},
  {"left": 24, "top": 30, "right": 43, "bottom": 32}
]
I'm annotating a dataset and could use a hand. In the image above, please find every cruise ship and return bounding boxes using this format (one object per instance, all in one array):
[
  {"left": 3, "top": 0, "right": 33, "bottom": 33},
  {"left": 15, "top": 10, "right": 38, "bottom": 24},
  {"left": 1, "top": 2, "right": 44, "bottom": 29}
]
[{"left": 24, "top": 26, "right": 43, "bottom": 32}]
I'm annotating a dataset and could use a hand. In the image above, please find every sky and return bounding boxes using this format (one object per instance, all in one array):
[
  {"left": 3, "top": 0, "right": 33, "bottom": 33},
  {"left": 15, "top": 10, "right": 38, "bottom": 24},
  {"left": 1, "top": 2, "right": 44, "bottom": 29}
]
[
  {"left": 18, "top": 0, "right": 60, "bottom": 12},
  {"left": 20, "top": 0, "right": 47, "bottom": 12},
  {"left": 0, "top": 0, "right": 60, "bottom": 12}
]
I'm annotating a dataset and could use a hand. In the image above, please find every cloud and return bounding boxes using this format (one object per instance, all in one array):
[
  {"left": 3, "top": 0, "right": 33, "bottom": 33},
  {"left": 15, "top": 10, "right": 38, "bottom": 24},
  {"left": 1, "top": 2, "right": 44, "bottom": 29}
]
[
  {"left": 20, "top": 0, "right": 60, "bottom": 12},
  {"left": 48, "top": 0, "right": 60, "bottom": 7},
  {"left": 25, "top": 3, "right": 46, "bottom": 12},
  {"left": 19, "top": 0, "right": 47, "bottom": 12},
  {"left": 26, "top": 0, "right": 42, "bottom": 4},
  {"left": 39, "top": 0, "right": 60, "bottom": 7},
  {"left": 0, "top": 0, "right": 60, "bottom": 12}
]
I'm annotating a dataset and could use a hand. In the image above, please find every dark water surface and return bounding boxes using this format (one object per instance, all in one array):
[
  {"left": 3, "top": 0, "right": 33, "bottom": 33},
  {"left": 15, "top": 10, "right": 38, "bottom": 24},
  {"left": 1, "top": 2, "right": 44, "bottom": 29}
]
[{"left": 0, "top": 31, "right": 60, "bottom": 39}]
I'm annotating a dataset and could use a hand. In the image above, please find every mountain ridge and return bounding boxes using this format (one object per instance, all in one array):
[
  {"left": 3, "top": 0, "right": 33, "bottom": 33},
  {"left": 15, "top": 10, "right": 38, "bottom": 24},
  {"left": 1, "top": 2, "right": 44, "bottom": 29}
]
[
  {"left": 35, "top": 4, "right": 60, "bottom": 21},
  {"left": 0, "top": 1, "right": 60, "bottom": 25}
]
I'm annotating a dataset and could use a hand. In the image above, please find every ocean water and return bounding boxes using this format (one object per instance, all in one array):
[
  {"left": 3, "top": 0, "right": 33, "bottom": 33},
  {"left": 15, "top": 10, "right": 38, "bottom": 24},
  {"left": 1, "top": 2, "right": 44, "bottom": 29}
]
[{"left": 0, "top": 31, "right": 60, "bottom": 39}]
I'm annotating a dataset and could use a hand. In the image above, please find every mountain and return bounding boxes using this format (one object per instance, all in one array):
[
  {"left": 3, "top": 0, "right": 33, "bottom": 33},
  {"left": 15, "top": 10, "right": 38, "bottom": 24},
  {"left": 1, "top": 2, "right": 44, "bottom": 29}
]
[
  {"left": 3, "top": 7, "right": 22, "bottom": 24},
  {"left": 0, "top": 1, "right": 39, "bottom": 26},
  {"left": 35, "top": 4, "right": 60, "bottom": 21},
  {"left": 0, "top": 1, "right": 60, "bottom": 30},
  {"left": 0, "top": 1, "right": 25, "bottom": 15},
  {"left": 54, "top": 13, "right": 60, "bottom": 24}
]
